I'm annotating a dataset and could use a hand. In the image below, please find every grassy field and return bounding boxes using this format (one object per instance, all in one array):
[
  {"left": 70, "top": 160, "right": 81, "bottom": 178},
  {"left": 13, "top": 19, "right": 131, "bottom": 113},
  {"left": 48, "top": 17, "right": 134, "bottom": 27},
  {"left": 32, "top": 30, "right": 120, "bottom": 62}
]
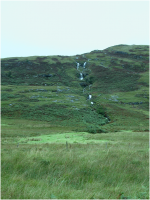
[{"left": 1, "top": 118, "right": 149, "bottom": 199}]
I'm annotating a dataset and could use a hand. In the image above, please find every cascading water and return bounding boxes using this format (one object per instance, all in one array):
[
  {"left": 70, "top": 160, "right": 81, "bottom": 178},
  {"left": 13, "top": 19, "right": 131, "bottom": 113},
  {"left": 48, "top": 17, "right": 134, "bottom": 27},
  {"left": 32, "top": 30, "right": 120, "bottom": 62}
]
[
  {"left": 76, "top": 62, "right": 80, "bottom": 71},
  {"left": 80, "top": 73, "right": 83, "bottom": 80},
  {"left": 89, "top": 94, "right": 92, "bottom": 100},
  {"left": 83, "top": 62, "right": 86, "bottom": 68},
  {"left": 88, "top": 94, "right": 94, "bottom": 104},
  {"left": 76, "top": 61, "right": 93, "bottom": 104},
  {"left": 76, "top": 62, "right": 84, "bottom": 80}
]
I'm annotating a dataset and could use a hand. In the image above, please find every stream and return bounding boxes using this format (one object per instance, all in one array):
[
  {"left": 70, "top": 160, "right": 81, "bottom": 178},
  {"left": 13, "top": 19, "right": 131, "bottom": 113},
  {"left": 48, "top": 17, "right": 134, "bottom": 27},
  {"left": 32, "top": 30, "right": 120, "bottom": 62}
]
[{"left": 76, "top": 62, "right": 93, "bottom": 104}]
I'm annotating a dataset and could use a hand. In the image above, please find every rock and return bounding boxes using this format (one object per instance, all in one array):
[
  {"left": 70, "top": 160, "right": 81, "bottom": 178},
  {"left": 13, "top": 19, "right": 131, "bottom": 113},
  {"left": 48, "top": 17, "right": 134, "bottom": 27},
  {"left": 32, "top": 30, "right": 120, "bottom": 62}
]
[
  {"left": 67, "top": 95, "right": 74, "bottom": 98},
  {"left": 57, "top": 89, "right": 63, "bottom": 92}
]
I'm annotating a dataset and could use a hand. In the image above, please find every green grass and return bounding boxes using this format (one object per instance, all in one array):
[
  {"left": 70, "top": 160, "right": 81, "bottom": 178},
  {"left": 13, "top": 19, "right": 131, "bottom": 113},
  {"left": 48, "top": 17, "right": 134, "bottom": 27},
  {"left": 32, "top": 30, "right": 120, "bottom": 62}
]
[
  {"left": 1, "top": 118, "right": 149, "bottom": 199},
  {"left": 19, "top": 132, "right": 110, "bottom": 144}
]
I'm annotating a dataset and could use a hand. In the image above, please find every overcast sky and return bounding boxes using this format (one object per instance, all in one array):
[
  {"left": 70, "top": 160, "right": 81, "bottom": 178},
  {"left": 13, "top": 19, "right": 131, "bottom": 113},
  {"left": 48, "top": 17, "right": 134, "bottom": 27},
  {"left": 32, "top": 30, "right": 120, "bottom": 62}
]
[{"left": 1, "top": 0, "right": 149, "bottom": 58}]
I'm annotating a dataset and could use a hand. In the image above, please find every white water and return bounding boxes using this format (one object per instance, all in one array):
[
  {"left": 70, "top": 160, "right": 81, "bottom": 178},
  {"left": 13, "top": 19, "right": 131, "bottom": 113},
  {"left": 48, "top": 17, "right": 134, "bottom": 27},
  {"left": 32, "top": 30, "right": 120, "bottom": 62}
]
[
  {"left": 89, "top": 94, "right": 92, "bottom": 100},
  {"left": 83, "top": 62, "right": 86, "bottom": 68},
  {"left": 80, "top": 73, "right": 83, "bottom": 80},
  {"left": 76, "top": 62, "right": 80, "bottom": 71},
  {"left": 75, "top": 61, "right": 93, "bottom": 104}
]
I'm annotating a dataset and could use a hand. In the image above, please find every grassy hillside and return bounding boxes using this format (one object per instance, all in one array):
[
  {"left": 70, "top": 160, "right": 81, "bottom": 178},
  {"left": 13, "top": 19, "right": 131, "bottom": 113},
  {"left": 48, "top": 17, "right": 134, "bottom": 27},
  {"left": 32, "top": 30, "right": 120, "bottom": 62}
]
[{"left": 1, "top": 44, "right": 149, "bottom": 132}]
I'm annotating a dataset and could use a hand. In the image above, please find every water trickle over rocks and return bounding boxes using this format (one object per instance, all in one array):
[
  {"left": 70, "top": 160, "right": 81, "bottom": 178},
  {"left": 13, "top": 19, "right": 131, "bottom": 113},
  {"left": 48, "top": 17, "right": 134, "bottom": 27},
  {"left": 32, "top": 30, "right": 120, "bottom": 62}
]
[
  {"left": 89, "top": 94, "right": 92, "bottom": 100},
  {"left": 83, "top": 62, "right": 86, "bottom": 68},
  {"left": 80, "top": 73, "right": 83, "bottom": 80},
  {"left": 76, "top": 61, "right": 94, "bottom": 104},
  {"left": 76, "top": 62, "right": 80, "bottom": 71}
]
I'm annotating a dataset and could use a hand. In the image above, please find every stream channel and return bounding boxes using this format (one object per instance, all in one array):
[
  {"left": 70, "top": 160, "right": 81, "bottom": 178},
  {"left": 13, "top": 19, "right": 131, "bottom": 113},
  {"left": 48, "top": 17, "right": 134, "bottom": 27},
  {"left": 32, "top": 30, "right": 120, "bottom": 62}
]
[{"left": 76, "top": 61, "right": 93, "bottom": 104}]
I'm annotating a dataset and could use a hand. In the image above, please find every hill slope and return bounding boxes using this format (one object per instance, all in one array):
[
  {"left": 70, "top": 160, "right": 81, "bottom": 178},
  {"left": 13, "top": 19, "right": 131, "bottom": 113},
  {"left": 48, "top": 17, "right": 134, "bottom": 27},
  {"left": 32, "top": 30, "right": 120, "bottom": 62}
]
[{"left": 1, "top": 44, "right": 149, "bottom": 132}]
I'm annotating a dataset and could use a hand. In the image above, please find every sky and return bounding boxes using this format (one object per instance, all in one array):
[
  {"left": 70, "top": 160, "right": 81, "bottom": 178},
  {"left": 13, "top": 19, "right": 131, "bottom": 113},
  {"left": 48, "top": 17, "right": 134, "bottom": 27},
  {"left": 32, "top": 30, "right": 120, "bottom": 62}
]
[{"left": 1, "top": 0, "right": 149, "bottom": 58}]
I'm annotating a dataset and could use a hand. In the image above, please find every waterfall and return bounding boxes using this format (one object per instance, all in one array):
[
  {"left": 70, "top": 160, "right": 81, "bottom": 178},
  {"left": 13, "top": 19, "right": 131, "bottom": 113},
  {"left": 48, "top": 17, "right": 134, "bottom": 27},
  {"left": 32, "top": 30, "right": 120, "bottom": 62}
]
[
  {"left": 89, "top": 94, "right": 93, "bottom": 104},
  {"left": 89, "top": 94, "right": 92, "bottom": 100},
  {"left": 76, "top": 62, "right": 80, "bottom": 71},
  {"left": 75, "top": 61, "right": 94, "bottom": 105},
  {"left": 80, "top": 73, "right": 83, "bottom": 80},
  {"left": 83, "top": 62, "right": 86, "bottom": 68}
]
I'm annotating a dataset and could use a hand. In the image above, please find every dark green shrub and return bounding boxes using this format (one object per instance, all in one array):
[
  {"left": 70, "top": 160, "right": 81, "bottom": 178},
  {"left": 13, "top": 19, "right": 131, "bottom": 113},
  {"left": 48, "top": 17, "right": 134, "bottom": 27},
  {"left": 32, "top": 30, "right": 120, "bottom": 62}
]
[
  {"left": 86, "top": 125, "right": 97, "bottom": 134},
  {"left": 7, "top": 71, "right": 12, "bottom": 78},
  {"left": 95, "top": 104, "right": 107, "bottom": 117}
]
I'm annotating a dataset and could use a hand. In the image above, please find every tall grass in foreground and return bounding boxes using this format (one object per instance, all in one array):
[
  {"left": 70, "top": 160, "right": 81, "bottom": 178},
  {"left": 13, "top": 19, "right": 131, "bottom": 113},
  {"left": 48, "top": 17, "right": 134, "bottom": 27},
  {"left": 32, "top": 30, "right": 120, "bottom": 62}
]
[{"left": 1, "top": 132, "right": 149, "bottom": 199}]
